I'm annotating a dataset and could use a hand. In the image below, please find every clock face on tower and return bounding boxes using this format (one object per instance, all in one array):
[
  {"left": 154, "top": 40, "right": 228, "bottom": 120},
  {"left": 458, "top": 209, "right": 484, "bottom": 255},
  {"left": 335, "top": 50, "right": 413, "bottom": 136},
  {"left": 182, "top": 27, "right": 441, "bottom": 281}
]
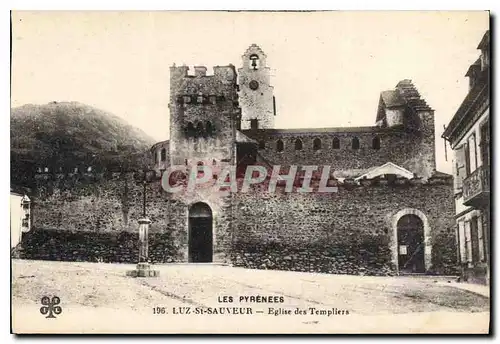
[{"left": 249, "top": 80, "right": 259, "bottom": 90}]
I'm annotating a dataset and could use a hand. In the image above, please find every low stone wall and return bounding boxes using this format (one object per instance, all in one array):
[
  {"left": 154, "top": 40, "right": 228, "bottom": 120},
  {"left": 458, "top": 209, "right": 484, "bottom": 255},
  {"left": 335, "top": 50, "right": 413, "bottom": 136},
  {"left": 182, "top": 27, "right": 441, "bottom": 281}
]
[
  {"left": 19, "top": 228, "right": 181, "bottom": 264},
  {"left": 230, "top": 235, "right": 395, "bottom": 276},
  {"left": 430, "top": 232, "right": 460, "bottom": 275}
]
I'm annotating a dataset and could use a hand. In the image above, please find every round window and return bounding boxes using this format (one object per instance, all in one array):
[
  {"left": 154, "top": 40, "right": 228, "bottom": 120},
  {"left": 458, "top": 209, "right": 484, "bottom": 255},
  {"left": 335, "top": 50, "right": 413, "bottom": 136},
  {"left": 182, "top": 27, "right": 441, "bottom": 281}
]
[{"left": 249, "top": 80, "right": 259, "bottom": 90}]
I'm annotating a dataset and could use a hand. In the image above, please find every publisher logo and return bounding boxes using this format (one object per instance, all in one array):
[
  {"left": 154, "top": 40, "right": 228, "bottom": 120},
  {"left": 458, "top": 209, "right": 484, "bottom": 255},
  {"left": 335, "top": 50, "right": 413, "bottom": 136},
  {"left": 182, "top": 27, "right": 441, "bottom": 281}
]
[{"left": 40, "top": 296, "right": 62, "bottom": 319}]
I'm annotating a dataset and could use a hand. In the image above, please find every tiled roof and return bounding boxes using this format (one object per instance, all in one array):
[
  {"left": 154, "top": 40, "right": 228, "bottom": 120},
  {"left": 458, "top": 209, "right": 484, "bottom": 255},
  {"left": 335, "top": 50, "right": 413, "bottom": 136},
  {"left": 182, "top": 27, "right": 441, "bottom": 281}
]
[
  {"left": 442, "top": 76, "right": 488, "bottom": 141},
  {"left": 380, "top": 90, "right": 406, "bottom": 108},
  {"left": 150, "top": 140, "right": 169, "bottom": 152},
  {"left": 477, "top": 30, "right": 490, "bottom": 50},
  {"left": 465, "top": 58, "right": 482, "bottom": 77},
  {"left": 376, "top": 80, "right": 432, "bottom": 123}
]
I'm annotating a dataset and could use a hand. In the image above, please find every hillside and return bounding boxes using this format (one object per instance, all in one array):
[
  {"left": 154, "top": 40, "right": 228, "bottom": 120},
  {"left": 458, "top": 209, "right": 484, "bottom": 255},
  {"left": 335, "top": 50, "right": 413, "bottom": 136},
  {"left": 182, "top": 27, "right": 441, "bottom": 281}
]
[{"left": 11, "top": 102, "right": 156, "bottom": 187}]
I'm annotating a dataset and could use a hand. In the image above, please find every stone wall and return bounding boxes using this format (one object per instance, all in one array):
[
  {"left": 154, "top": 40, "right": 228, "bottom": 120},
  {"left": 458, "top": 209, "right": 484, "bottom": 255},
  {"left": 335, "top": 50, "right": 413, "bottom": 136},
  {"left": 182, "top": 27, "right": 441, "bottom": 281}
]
[
  {"left": 243, "top": 126, "right": 435, "bottom": 179},
  {"left": 230, "top": 179, "right": 458, "bottom": 275},
  {"left": 19, "top": 228, "right": 180, "bottom": 263},
  {"left": 26, "top": 171, "right": 457, "bottom": 276}
]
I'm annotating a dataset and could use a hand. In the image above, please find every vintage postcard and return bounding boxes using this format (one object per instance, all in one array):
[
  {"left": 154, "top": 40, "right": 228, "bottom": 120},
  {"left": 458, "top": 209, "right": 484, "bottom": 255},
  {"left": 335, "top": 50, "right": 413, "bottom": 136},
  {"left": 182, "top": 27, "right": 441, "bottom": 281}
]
[{"left": 10, "top": 11, "right": 490, "bottom": 334}]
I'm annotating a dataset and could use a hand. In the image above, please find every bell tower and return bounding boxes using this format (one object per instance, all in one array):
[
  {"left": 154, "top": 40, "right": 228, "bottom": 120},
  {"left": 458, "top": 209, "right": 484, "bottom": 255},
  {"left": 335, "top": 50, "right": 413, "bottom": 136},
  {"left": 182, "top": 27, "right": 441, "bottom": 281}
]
[{"left": 238, "top": 44, "right": 275, "bottom": 130}]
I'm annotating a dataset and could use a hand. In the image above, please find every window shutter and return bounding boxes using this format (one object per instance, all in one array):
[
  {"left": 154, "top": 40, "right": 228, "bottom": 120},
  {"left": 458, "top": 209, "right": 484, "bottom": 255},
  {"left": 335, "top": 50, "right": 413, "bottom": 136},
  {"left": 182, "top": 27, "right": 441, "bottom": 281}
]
[
  {"left": 454, "top": 145, "right": 467, "bottom": 194},
  {"left": 465, "top": 221, "right": 472, "bottom": 263},
  {"left": 477, "top": 214, "right": 485, "bottom": 262},
  {"left": 458, "top": 221, "right": 466, "bottom": 263}
]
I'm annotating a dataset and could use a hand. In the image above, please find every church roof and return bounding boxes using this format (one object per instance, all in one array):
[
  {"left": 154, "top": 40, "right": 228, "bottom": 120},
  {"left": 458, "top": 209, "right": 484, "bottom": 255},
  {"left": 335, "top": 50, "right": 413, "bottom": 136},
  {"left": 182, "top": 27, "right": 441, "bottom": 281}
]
[
  {"left": 395, "top": 79, "right": 433, "bottom": 112},
  {"left": 376, "top": 80, "right": 432, "bottom": 123}
]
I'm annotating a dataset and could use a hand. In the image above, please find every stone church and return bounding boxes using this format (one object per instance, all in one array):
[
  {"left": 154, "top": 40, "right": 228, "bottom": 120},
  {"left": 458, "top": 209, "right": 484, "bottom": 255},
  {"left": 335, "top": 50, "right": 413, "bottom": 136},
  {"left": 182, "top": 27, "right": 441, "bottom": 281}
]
[{"left": 27, "top": 44, "right": 457, "bottom": 276}]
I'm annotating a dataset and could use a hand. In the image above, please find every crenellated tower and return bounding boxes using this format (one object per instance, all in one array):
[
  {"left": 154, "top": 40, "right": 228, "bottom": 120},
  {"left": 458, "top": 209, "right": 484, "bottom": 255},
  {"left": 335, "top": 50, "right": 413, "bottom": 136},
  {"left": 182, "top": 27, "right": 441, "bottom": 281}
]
[
  {"left": 168, "top": 65, "right": 241, "bottom": 169},
  {"left": 238, "top": 44, "right": 275, "bottom": 130}
]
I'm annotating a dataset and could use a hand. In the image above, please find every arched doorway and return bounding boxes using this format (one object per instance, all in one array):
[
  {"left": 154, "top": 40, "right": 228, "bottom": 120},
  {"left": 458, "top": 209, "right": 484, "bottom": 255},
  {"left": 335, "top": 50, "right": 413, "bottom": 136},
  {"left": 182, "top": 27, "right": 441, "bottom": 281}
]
[
  {"left": 397, "top": 214, "right": 425, "bottom": 273},
  {"left": 188, "top": 202, "right": 213, "bottom": 263}
]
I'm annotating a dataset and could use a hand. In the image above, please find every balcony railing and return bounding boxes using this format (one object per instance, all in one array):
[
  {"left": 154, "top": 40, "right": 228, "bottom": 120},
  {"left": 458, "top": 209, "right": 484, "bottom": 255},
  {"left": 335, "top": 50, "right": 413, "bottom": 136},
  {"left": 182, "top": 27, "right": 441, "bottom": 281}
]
[{"left": 463, "top": 165, "right": 490, "bottom": 207}]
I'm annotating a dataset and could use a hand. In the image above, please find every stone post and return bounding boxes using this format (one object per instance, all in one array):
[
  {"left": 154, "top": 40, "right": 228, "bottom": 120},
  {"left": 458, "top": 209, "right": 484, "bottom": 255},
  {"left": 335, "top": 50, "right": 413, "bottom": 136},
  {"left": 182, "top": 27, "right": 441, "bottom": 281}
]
[
  {"left": 126, "top": 217, "right": 160, "bottom": 277},
  {"left": 138, "top": 218, "right": 150, "bottom": 263}
]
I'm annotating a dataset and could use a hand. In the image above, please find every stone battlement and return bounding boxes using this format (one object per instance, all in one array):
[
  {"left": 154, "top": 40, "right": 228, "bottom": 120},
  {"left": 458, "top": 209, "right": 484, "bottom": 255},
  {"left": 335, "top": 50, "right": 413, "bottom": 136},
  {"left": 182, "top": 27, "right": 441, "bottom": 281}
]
[{"left": 170, "top": 64, "right": 237, "bottom": 79}]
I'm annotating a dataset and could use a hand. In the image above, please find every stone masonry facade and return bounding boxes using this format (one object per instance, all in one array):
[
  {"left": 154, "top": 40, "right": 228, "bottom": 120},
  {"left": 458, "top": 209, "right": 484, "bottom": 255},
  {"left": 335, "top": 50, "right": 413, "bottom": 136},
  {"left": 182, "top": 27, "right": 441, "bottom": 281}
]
[{"left": 20, "top": 44, "right": 458, "bottom": 276}]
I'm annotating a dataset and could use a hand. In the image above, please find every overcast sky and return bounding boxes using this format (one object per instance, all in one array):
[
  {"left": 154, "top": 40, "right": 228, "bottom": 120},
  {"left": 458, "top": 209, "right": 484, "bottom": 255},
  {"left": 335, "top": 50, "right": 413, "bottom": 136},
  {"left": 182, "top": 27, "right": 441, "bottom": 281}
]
[{"left": 11, "top": 11, "right": 489, "bottom": 173}]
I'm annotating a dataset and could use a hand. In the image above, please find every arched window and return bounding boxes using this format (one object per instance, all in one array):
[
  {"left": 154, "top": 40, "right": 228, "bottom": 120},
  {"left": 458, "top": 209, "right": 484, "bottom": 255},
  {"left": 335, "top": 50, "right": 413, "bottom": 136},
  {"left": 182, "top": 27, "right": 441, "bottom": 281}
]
[
  {"left": 276, "top": 139, "right": 284, "bottom": 152},
  {"left": 161, "top": 148, "right": 167, "bottom": 162},
  {"left": 206, "top": 121, "right": 213, "bottom": 135},
  {"left": 259, "top": 140, "right": 266, "bottom": 150},
  {"left": 154, "top": 150, "right": 159, "bottom": 163},
  {"left": 352, "top": 137, "right": 360, "bottom": 150},
  {"left": 186, "top": 122, "right": 195, "bottom": 137},
  {"left": 372, "top": 136, "right": 381, "bottom": 150},
  {"left": 332, "top": 137, "right": 340, "bottom": 149},
  {"left": 294, "top": 139, "right": 303, "bottom": 151},
  {"left": 249, "top": 54, "right": 260, "bottom": 70},
  {"left": 313, "top": 138, "right": 322, "bottom": 151}
]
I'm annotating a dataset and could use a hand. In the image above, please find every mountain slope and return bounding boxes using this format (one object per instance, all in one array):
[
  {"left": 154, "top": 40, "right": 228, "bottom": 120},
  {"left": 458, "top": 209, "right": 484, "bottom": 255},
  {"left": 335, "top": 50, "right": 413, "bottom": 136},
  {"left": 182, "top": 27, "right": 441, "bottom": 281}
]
[{"left": 11, "top": 101, "right": 156, "bottom": 186}]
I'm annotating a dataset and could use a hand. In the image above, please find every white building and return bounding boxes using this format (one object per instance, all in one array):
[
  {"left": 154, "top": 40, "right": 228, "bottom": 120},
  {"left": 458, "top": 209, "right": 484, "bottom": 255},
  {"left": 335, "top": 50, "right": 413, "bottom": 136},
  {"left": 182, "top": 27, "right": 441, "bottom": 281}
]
[{"left": 10, "top": 192, "right": 31, "bottom": 249}]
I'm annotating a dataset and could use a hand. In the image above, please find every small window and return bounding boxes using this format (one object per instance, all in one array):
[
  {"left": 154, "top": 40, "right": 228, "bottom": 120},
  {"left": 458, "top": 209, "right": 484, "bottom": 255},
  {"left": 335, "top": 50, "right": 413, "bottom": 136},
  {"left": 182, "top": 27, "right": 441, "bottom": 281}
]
[
  {"left": 87, "top": 166, "right": 92, "bottom": 172},
  {"left": 259, "top": 140, "right": 266, "bottom": 149},
  {"left": 277, "top": 139, "right": 284, "bottom": 152},
  {"left": 161, "top": 148, "right": 167, "bottom": 162},
  {"left": 372, "top": 136, "right": 381, "bottom": 150},
  {"left": 313, "top": 138, "right": 322, "bottom": 151},
  {"left": 209, "top": 95, "right": 217, "bottom": 105},
  {"left": 332, "top": 137, "right": 340, "bottom": 149},
  {"left": 295, "top": 139, "right": 303, "bottom": 151},
  {"left": 250, "top": 119, "right": 259, "bottom": 130},
  {"left": 352, "top": 137, "right": 360, "bottom": 150},
  {"left": 183, "top": 95, "right": 191, "bottom": 103},
  {"left": 197, "top": 95, "right": 204, "bottom": 104}
]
